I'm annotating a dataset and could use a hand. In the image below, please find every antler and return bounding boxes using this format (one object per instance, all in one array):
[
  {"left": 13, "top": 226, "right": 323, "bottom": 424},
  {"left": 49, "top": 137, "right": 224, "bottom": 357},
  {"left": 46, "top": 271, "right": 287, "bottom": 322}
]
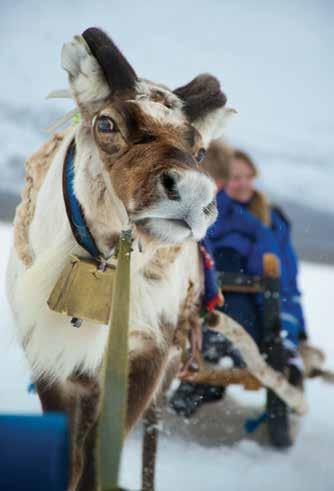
[
  {"left": 82, "top": 27, "right": 137, "bottom": 94},
  {"left": 174, "top": 74, "right": 227, "bottom": 122}
]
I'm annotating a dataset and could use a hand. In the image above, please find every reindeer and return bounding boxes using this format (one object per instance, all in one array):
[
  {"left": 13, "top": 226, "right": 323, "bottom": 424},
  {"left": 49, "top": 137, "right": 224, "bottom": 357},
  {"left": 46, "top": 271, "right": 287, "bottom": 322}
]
[{"left": 6, "top": 28, "right": 234, "bottom": 490}]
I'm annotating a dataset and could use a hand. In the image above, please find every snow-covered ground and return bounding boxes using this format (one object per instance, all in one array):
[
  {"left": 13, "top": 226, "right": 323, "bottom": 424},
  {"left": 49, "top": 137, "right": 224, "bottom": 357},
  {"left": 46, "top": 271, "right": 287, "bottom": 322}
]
[
  {"left": 1, "top": 0, "right": 334, "bottom": 213},
  {"left": 1, "top": 221, "right": 333, "bottom": 490}
]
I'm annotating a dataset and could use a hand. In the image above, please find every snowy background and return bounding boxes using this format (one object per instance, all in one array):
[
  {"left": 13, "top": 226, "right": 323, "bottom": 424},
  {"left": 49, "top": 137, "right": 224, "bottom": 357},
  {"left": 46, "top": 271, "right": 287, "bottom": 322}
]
[{"left": 1, "top": 1, "right": 334, "bottom": 490}]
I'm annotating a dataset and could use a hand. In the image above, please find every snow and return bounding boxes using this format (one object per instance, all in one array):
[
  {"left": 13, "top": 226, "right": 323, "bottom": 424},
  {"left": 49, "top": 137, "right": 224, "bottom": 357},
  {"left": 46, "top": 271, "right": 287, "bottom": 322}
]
[
  {"left": 1, "top": 0, "right": 334, "bottom": 212},
  {"left": 1, "top": 221, "right": 333, "bottom": 490}
]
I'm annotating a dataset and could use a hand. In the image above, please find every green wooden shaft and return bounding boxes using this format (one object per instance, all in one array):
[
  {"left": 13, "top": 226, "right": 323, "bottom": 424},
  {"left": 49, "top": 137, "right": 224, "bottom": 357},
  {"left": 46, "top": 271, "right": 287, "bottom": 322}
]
[{"left": 98, "top": 230, "right": 132, "bottom": 491}]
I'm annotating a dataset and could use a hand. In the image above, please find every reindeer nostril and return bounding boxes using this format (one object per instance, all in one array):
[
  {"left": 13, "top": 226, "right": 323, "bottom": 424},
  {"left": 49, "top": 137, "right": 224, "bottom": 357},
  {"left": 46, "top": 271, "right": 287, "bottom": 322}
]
[
  {"left": 161, "top": 172, "right": 180, "bottom": 201},
  {"left": 161, "top": 172, "right": 175, "bottom": 191}
]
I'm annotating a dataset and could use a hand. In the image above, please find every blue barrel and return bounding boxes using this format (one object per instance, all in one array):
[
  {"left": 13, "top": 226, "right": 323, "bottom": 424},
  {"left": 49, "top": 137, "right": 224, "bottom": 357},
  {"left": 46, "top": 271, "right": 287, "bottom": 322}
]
[{"left": 0, "top": 413, "right": 69, "bottom": 491}]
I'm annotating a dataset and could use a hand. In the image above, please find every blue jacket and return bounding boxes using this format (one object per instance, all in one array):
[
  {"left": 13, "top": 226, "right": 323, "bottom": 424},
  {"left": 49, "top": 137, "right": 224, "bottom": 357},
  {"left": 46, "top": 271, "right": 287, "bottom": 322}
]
[
  {"left": 206, "top": 190, "right": 279, "bottom": 272},
  {"left": 204, "top": 190, "right": 306, "bottom": 344},
  {"left": 270, "top": 207, "right": 306, "bottom": 341}
]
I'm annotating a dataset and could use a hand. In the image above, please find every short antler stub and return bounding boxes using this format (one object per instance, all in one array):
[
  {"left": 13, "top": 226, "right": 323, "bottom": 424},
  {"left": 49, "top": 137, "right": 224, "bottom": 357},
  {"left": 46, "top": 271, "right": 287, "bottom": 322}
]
[
  {"left": 174, "top": 74, "right": 227, "bottom": 122},
  {"left": 82, "top": 27, "right": 137, "bottom": 93}
]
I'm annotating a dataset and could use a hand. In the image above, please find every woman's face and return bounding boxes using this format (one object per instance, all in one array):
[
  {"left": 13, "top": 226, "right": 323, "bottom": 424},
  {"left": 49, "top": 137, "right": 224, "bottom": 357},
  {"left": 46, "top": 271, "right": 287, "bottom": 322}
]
[{"left": 225, "top": 157, "right": 255, "bottom": 203}]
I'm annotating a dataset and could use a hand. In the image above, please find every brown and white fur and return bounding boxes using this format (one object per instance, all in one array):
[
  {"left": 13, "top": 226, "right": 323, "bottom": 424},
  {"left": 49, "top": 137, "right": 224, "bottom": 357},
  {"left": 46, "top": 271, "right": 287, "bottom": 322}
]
[{"left": 6, "top": 28, "right": 235, "bottom": 490}]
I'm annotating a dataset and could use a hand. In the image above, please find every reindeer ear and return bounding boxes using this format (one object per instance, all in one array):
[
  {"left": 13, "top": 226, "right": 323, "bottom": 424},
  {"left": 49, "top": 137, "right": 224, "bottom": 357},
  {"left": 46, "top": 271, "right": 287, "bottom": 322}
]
[
  {"left": 192, "top": 106, "right": 238, "bottom": 147},
  {"left": 174, "top": 74, "right": 236, "bottom": 146},
  {"left": 61, "top": 28, "right": 137, "bottom": 119}
]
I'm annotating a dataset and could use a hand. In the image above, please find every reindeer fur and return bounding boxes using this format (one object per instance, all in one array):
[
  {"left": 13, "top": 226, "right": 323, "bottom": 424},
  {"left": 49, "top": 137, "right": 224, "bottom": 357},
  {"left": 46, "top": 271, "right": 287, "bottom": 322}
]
[{"left": 6, "top": 27, "right": 234, "bottom": 490}]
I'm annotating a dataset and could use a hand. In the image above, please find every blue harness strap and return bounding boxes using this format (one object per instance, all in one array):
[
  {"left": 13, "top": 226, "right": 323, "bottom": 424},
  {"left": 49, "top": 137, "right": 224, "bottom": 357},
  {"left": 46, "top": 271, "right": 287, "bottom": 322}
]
[{"left": 63, "top": 140, "right": 101, "bottom": 258}]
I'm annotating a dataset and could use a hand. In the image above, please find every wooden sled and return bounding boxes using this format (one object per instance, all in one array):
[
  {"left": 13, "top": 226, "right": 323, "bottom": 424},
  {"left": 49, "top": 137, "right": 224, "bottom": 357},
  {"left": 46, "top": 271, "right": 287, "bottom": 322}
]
[
  {"left": 141, "top": 253, "right": 310, "bottom": 491},
  {"left": 141, "top": 253, "right": 334, "bottom": 491}
]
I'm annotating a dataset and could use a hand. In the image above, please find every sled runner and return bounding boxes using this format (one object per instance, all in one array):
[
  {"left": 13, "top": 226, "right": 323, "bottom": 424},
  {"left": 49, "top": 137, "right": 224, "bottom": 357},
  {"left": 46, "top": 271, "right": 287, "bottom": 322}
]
[{"left": 181, "top": 253, "right": 304, "bottom": 448}]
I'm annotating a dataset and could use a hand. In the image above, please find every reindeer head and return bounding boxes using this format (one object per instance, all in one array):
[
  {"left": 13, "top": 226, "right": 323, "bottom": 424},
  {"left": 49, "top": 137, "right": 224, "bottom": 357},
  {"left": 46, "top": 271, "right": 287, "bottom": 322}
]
[{"left": 62, "top": 28, "right": 235, "bottom": 246}]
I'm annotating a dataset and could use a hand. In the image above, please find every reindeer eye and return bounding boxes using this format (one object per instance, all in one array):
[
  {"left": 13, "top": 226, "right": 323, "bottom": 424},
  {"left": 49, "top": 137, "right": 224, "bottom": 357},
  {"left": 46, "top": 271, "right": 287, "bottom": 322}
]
[
  {"left": 97, "top": 116, "right": 115, "bottom": 133},
  {"left": 196, "top": 148, "right": 206, "bottom": 164}
]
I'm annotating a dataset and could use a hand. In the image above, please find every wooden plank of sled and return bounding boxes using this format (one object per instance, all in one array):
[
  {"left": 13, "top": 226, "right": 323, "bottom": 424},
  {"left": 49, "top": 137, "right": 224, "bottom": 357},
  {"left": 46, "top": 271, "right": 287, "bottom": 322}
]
[
  {"left": 218, "top": 272, "right": 263, "bottom": 293},
  {"left": 207, "top": 310, "right": 308, "bottom": 415},
  {"left": 181, "top": 366, "right": 262, "bottom": 391},
  {"left": 220, "top": 284, "right": 263, "bottom": 294}
]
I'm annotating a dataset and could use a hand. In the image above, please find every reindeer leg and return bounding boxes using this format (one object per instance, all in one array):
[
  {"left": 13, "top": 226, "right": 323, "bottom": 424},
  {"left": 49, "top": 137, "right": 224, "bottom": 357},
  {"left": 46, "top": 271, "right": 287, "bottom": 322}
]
[
  {"left": 142, "top": 404, "right": 161, "bottom": 491},
  {"left": 36, "top": 379, "right": 66, "bottom": 412},
  {"left": 78, "top": 337, "right": 170, "bottom": 490},
  {"left": 141, "top": 347, "right": 180, "bottom": 491},
  {"left": 76, "top": 421, "right": 99, "bottom": 491},
  {"left": 36, "top": 376, "right": 100, "bottom": 491},
  {"left": 37, "top": 334, "right": 172, "bottom": 488},
  {"left": 69, "top": 375, "right": 100, "bottom": 491},
  {"left": 36, "top": 380, "right": 80, "bottom": 490},
  {"left": 126, "top": 332, "right": 172, "bottom": 433}
]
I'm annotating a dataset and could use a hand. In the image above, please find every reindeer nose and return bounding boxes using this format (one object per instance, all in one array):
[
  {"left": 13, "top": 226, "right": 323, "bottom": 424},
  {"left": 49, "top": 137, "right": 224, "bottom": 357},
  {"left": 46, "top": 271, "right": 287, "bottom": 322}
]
[{"left": 160, "top": 171, "right": 181, "bottom": 201}]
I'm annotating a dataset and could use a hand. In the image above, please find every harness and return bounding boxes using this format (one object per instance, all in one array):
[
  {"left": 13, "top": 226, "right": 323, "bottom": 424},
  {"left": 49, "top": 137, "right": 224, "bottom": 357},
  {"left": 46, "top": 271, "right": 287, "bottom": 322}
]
[
  {"left": 62, "top": 136, "right": 130, "bottom": 258},
  {"left": 63, "top": 140, "right": 101, "bottom": 258}
]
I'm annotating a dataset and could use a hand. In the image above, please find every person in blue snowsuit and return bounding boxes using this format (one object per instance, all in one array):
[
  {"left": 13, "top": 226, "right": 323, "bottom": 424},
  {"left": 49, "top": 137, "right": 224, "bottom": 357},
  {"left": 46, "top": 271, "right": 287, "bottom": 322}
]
[
  {"left": 206, "top": 188, "right": 307, "bottom": 348},
  {"left": 170, "top": 145, "right": 307, "bottom": 417}
]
